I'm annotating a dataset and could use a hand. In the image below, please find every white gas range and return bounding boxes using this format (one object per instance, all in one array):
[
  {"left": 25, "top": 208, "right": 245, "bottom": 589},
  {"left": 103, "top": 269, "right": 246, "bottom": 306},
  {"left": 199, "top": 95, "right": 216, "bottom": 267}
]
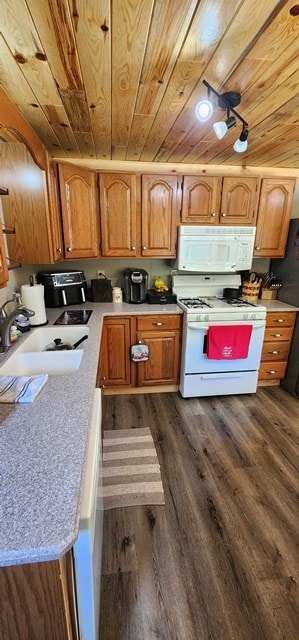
[{"left": 172, "top": 274, "right": 266, "bottom": 398}]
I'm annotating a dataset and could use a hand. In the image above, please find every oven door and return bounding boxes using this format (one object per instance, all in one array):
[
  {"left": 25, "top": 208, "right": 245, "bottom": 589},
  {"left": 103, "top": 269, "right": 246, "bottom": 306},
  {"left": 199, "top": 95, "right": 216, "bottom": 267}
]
[
  {"left": 180, "top": 319, "right": 265, "bottom": 397},
  {"left": 182, "top": 320, "right": 265, "bottom": 374}
]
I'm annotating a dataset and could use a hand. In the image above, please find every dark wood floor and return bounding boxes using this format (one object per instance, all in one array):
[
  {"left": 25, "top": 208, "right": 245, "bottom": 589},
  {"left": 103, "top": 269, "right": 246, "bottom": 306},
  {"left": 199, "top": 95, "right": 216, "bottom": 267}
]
[{"left": 99, "top": 387, "right": 299, "bottom": 640}]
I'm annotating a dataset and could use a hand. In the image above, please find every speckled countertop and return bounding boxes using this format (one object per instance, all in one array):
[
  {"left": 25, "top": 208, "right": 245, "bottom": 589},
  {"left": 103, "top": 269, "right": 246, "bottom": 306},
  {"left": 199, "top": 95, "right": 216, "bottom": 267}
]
[
  {"left": 0, "top": 301, "right": 181, "bottom": 567},
  {"left": 257, "top": 299, "right": 299, "bottom": 312}
]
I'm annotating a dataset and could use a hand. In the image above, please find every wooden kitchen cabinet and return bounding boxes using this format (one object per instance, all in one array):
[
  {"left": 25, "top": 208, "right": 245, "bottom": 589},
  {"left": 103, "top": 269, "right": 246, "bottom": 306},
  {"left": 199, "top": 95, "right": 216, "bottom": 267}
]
[
  {"left": 97, "top": 316, "right": 133, "bottom": 387},
  {"left": 258, "top": 311, "right": 296, "bottom": 385},
  {"left": 0, "top": 143, "right": 55, "bottom": 264},
  {"left": 135, "top": 314, "right": 182, "bottom": 386},
  {"left": 141, "top": 175, "right": 181, "bottom": 257},
  {"left": 58, "top": 163, "right": 99, "bottom": 259},
  {"left": 181, "top": 176, "right": 259, "bottom": 225},
  {"left": 46, "top": 156, "right": 64, "bottom": 262},
  {"left": 99, "top": 172, "right": 180, "bottom": 257},
  {"left": 0, "top": 222, "right": 9, "bottom": 288},
  {"left": 99, "top": 172, "right": 139, "bottom": 257},
  {"left": 254, "top": 178, "right": 295, "bottom": 258},
  {"left": 0, "top": 554, "right": 75, "bottom": 640},
  {"left": 97, "top": 314, "right": 182, "bottom": 391}
]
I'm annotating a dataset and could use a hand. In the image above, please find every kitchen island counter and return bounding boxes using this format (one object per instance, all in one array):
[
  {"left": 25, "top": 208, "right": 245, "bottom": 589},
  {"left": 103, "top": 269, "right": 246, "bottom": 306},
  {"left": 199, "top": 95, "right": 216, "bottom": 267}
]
[{"left": 0, "top": 302, "right": 182, "bottom": 567}]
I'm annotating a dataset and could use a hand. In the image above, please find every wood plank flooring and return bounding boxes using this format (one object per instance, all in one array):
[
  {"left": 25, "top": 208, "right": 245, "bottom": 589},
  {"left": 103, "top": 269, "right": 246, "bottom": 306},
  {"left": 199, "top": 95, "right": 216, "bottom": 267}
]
[{"left": 99, "top": 387, "right": 299, "bottom": 640}]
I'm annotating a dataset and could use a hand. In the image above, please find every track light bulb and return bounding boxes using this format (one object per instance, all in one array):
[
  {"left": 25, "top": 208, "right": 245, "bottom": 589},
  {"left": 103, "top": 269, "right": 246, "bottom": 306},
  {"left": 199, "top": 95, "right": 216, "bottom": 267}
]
[
  {"left": 233, "top": 127, "right": 249, "bottom": 153},
  {"left": 213, "top": 115, "right": 236, "bottom": 139},
  {"left": 195, "top": 99, "right": 213, "bottom": 122}
]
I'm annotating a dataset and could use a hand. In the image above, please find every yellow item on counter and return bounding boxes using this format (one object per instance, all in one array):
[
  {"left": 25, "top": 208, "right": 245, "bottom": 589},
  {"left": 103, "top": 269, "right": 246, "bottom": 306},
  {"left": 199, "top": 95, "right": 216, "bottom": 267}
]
[{"left": 153, "top": 277, "right": 168, "bottom": 292}]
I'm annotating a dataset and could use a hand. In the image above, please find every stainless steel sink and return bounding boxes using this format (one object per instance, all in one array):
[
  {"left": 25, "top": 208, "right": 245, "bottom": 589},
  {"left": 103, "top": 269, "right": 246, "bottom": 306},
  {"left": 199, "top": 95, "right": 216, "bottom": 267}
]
[{"left": 0, "top": 326, "right": 89, "bottom": 376}]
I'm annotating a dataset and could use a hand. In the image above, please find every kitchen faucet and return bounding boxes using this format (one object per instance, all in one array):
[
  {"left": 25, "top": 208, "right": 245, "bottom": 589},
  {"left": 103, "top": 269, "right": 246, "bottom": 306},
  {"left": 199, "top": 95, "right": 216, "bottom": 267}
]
[{"left": 0, "top": 305, "right": 35, "bottom": 352}]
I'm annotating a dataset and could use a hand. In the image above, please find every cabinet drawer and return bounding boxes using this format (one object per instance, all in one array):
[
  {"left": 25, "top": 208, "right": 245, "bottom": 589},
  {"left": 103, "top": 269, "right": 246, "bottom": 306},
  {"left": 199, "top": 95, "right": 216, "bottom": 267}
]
[
  {"left": 261, "top": 342, "right": 290, "bottom": 362},
  {"left": 259, "top": 361, "right": 287, "bottom": 380},
  {"left": 136, "top": 315, "right": 181, "bottom": 331},
  {"left": 265, "top": 312, "right": 296, "bottom": 328},
  {"left": 264, "top": 326, "right": 294, "bottom": 342}
]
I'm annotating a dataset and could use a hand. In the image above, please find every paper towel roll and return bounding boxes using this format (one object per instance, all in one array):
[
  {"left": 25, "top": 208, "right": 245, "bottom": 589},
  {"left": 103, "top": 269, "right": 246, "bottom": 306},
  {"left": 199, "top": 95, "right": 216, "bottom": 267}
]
[{"left": 21, "top": 284, "right": 47, "bottom": 326}]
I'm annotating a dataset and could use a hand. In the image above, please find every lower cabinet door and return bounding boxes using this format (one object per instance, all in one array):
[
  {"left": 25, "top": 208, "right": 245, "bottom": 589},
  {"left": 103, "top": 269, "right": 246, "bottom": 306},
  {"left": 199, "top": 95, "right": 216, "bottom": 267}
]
[
  {"left": 97, "top": 317, "right": 132, "bottom": 387},
  {"left": 135, "top": 330, "right": 181, "bottom": 386}
]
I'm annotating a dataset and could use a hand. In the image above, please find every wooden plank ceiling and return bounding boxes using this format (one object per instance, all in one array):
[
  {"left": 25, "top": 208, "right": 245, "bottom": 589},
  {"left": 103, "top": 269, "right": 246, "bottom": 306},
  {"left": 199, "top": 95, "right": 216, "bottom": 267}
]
[{"left": 0, "top": 0, "right": 298, "bottom": 169}]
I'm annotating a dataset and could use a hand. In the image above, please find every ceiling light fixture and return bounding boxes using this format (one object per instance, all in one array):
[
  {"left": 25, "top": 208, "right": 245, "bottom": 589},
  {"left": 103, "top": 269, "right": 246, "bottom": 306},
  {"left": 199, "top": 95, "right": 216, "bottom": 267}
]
[
  {"left": 195, "top": 83, "right": 214, "bottom": 122},
  {"left": 233, "top": 125, "right": 249, "bottom": 153},
  {"left": 213, "top": 114, "right": 236, "bottom": 139},
  {"left": 198, "top": 80, "right": 249, "bottom": 152},
  {"left": 195, "top": 98, "right": 214, "bottom": 122}
]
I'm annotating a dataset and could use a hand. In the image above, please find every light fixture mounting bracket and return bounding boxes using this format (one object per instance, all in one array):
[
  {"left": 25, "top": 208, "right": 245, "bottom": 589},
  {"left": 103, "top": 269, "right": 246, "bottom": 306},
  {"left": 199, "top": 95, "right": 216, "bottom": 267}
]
[
  {"left": 218, "top": 91, "right": 241, "bottom": 110},
  {"left": 202, "top": 80, "right": 248, "bottom": 127}
]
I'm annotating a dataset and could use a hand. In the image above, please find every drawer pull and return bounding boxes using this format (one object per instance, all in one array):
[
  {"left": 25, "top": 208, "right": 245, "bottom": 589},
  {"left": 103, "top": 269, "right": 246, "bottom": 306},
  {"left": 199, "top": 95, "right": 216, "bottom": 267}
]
[
  {"left": 269, "top": 350, "right": 279, "bottom": 355},
  {"left": 154, "top": 322, "right": 164, "bottom": 326},
  {"left": 276, "top": 319, "right": 284, "bottom": 323},
  {"left": 265, "top": 370, "right": 278, "bottom": 375},
  {"left": 271, "top": 333, "right": 282, "bottom": 337}
]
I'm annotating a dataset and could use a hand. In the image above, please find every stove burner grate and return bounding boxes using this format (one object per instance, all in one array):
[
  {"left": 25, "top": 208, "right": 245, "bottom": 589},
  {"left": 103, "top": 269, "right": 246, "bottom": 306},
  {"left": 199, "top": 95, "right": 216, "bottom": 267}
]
[
  {"left": 220, "top": 297, "right": 258, "bottom": 308},
  {"left": 179, "top": 297, "right": 213, "bottom": 309}
]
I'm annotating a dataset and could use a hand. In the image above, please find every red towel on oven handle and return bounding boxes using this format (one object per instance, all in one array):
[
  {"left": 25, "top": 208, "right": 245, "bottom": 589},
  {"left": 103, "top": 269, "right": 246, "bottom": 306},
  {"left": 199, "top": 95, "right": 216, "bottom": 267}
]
[{"left": 207, "top": 325, "right": 253, "bottom": 360}]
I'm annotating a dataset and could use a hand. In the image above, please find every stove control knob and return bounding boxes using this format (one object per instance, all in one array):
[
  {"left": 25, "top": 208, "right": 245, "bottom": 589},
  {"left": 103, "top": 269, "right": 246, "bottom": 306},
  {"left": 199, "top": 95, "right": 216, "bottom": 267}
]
[
  {"left": 251, "top": 313, "right": 256, "bottom": 319},
  {"left": 204, "top": 314, "right": 209, "bottom": 321},
  {"left": 196, "top": 315, "right": 202, "bottom": 321}
]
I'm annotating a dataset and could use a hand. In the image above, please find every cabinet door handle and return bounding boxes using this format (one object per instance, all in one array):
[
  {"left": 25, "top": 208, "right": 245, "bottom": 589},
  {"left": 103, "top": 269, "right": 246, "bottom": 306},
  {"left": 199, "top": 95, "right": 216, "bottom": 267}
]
[
  {"left": 221, "top": 212, "right": 226, "bottom": 217},
  {"left": 56, "top": 247, "right": 62, "bottom": 253},
  {"left": 211, "top": 212, "right": 216, "bottom": 217},
  {"left": 66, "top": 247, "right": 73, "bottom": 252},
  {"left": 131, "top": 246, "right": 136, "bottom": 250},
  {"left": 255, "top": 246, "right": 260, "bottom": 250},
  {"left": 142, "top": 246, "right": 147, "bottom": 250}
]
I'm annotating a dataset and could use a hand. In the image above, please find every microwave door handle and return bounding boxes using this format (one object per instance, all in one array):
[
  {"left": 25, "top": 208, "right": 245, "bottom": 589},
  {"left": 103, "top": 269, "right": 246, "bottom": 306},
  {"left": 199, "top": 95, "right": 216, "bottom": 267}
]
[
  {"left": 81, "top": 286, "right": 86, "bottom": 302},
  {"left": 62, "top": 289, "right": 67, "bottom": 305}
]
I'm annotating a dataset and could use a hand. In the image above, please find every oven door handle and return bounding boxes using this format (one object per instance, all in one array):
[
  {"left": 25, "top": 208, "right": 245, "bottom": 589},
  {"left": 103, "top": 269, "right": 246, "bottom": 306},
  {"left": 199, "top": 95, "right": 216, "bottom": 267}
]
[
  {"left": 188, "top": 324, "right": 209, "bottom": 330},
  {"left": 188, "top": 321, "right": 265, "bottom": 330}
]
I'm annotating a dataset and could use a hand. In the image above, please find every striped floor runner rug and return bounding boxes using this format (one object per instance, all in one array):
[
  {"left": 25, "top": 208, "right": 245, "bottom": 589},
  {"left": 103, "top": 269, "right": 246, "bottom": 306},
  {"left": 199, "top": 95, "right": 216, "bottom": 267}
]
[{"left": 99, "top": 427, "right": 165, "bottom": 510}]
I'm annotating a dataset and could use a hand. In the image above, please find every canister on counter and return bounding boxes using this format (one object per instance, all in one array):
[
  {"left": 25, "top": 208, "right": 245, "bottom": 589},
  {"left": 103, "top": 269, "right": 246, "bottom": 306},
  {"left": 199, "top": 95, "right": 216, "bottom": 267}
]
[{"left": 112, "top": 287, "right": 123, "bottom": 303}]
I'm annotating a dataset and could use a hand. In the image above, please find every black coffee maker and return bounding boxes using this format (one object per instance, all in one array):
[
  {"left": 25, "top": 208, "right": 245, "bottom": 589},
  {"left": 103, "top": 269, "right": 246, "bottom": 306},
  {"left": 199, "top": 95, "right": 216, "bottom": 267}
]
[{"left": 123, "top": 269, "right": 148, "bottom": 303}]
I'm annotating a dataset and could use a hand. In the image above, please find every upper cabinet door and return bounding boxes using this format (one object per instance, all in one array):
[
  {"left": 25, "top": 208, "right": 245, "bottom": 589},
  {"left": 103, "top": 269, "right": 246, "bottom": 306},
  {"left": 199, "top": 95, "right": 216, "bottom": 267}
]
[
  {"left": 181, "top": 176, "right": 221, "bottom": 224},
  {"left": 58, "top": 164, "right": 99, "bottom": 259},
  {"left": 0, "top": 143, "right": 53, "bottom": 264},
  {"left": 0, "top": 223, "right": 8, "bottom": 288},
  {"left": 220, "top": 177, "right": 259, "bottom": 225},
  {"left": 254, "top": 179, "right": 295, "bottom": 258},
  {"left": 141, "top": 175, "right": 181, "bottom": 257},
  {"left": 46, "top": 157, "right": 64, "bottom": 262},
  {"left": 99, "top": 173, "right": 139, "bottom": 257}
]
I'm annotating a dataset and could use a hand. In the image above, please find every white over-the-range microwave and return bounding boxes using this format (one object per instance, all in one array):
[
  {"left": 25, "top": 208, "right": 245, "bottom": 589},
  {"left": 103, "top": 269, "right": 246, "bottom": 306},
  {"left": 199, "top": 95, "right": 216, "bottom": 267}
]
[{"left": 173, "top": 225, "right": 256, "bottom": 272}]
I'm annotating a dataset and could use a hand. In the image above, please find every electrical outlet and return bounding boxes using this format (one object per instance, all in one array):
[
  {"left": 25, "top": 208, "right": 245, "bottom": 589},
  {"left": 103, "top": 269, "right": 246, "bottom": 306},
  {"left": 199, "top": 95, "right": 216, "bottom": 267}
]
[{"left": 97, "top": 269, "right": 105, "bottom": 278}]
